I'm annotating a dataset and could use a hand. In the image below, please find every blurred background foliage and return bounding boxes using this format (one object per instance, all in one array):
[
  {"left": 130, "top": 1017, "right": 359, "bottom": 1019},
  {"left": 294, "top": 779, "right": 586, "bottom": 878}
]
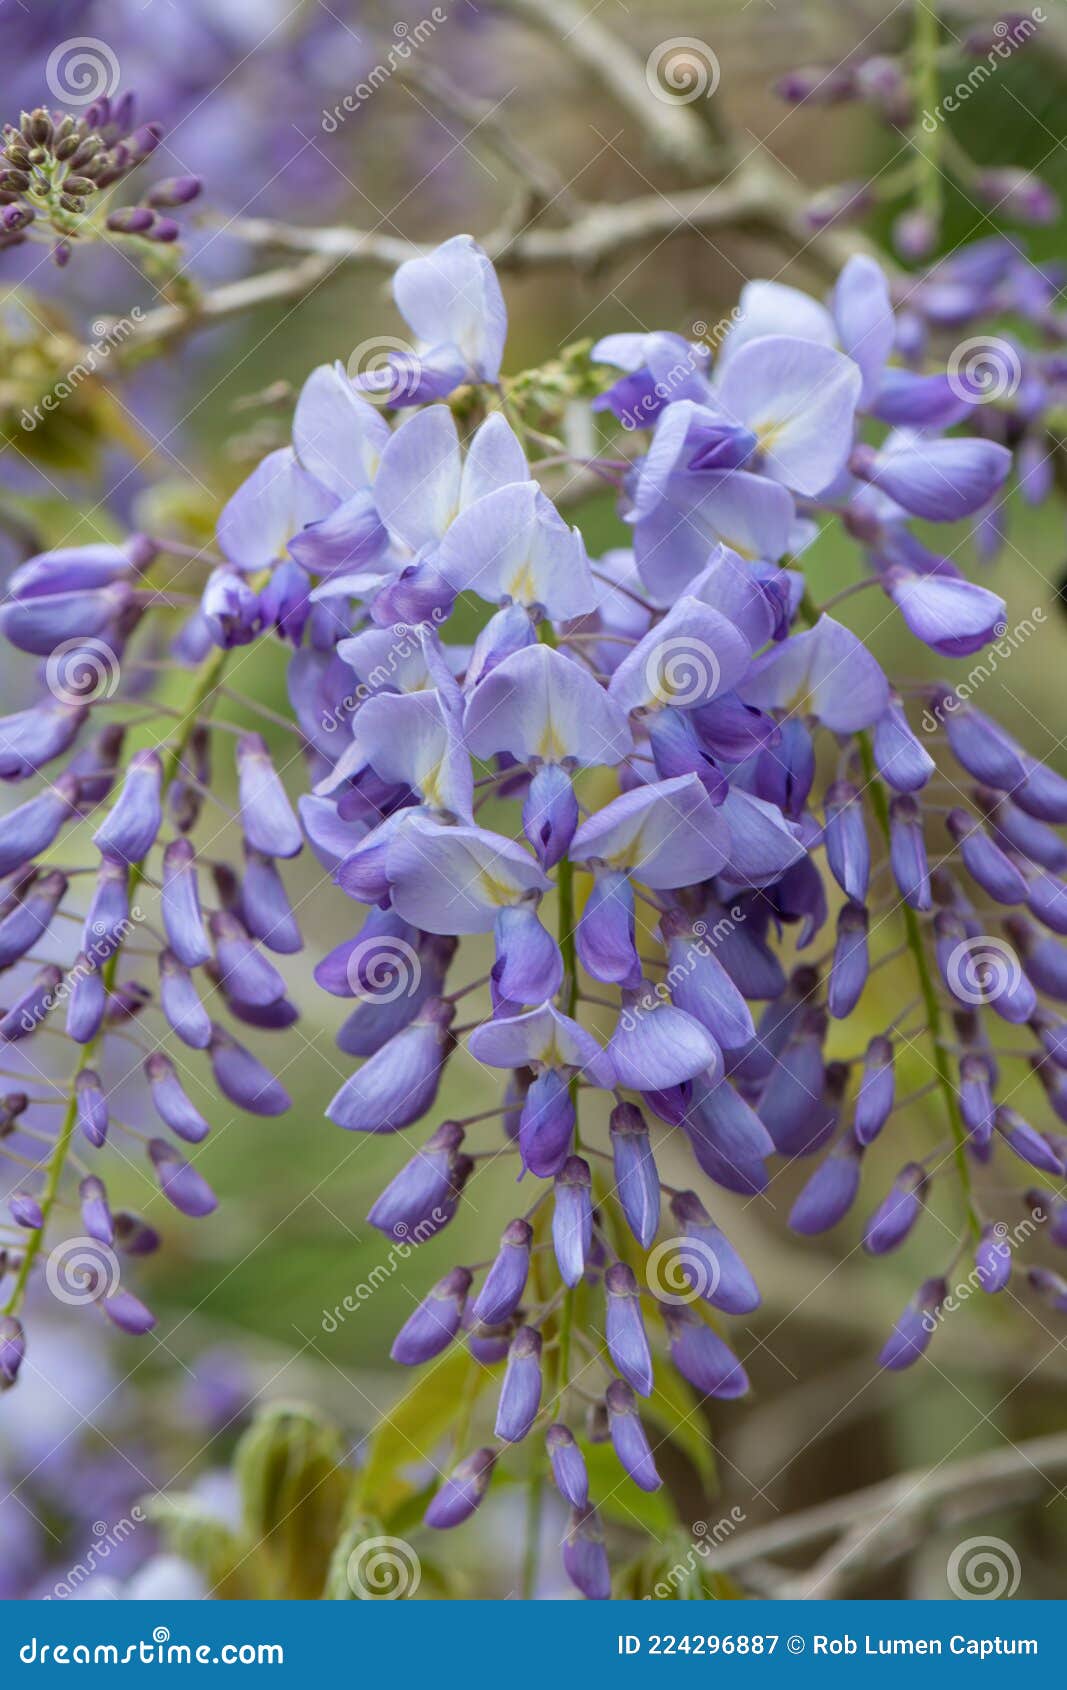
[{"left": 3, "top": 0, "right": 1067, "bottom": 1599}]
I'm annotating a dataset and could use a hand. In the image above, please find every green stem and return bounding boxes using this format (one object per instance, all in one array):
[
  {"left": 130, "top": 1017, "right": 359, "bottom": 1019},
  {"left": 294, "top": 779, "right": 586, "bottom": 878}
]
[
  {"left": 912, "top": 0, "right": 943, "bottom": 228},
  {"left": 798, "top": 587, "right": 978, "bottom": 1237},
  {"left": 2, "top": 640, "right": 231, "bottom": 1318},
  {"left": 856, "top": 733, "right": 980, "bottom": 1238},
  {"left": 521, "top": 1472, "right": 544, "bottom": 1599}
]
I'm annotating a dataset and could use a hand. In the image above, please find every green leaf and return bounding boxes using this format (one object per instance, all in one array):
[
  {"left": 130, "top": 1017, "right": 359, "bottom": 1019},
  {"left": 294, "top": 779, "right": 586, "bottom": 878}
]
[
  {"left": 233, "top": 1401, "right": 350, "bottom": 1599},
  {"left": 582, "top": 1442, "right": 678, "bottom": 1537},
  {"left": 614, "top": 1532, "right": 749, "bottom": 1600},
  {"left": 645, "top": 1365, "right": 718, "bottom": 1494},
  {"left": 357, "top": 1349, "right": 486, "bottom": 1519},
  {"left": 141, "top": 1495, "right": 246, "bottom": 1596}
]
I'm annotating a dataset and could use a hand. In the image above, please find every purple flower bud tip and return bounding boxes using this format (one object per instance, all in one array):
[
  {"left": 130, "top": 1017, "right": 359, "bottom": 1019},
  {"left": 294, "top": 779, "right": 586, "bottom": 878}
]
[
  {"left": 0, "top": 1316, "right": 25, "bottom": 1388},
  {"left": 473, "top": 1217, "right": 532, "bottom": 1325},
  {"left": 879, "top": 1278, "right": 945, "bottom": 1370},
  {"left": 552, "top": 1154, "right": 592, "bottom": 1288},
  {"left": 148, "top": 1139, "right": 218, "bottom": 1218},
  {"left": 75, "top": 1069, "right": 109, "bottom": 1147},
  {"left": 392, "top": 1267, "right": 471, "bottom": 1365},
  {"left": 10, "top": 1190, "right": 43, "bottom": 1229},
  {"left": 114, "top": 1212, "right": 160, "bottom": 1256},
  {"left": 494, "top": 1324, "right": 543, "bottom": 1443},
  {"left": 606, "top": 1377, "right": 661, "bottom": 1492},
  {"left": 424, "top": 1447, "right": 495, "bottom": 1528},
  {"left": 976, "top": 1224, "right": 1012, "bottom": 1294},
  {"left": 102, "top": 1289, "right": 157, "bottom": 1335},
  {"left": 147, "top": 175, "right": 202, "bottom": 208},
  {"left": 547, "top": 1422, "right": 589, "bottom": 1508},
  {"left": 604, "top": 1260, "right": 654, "bottom": 1396},
  {"left": 563, "top": 1505, "right": 611, "bottom": 1600},
  {"left": 79, "top": 1175, "right": 113, "bottom": 1245}
]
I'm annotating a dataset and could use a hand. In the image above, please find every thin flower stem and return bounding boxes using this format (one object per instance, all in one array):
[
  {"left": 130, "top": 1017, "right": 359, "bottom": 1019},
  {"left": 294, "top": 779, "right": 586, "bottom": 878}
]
[
  {"left": 857, "top": 730, "right": 981, "bottom": 1238},
  {"left": 816, "top": 577, "right": 881, "bottom": 613},
  {"left": 2, "top": 633, "right": 235, "bottom": 1319},
  {"left": 912, "top": 1, "right": 943, "bottom": 229}
]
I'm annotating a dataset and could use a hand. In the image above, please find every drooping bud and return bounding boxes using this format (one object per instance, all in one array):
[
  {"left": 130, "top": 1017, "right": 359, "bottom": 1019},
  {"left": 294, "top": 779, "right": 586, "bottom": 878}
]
[
  {"left": 547, "top": 1423, "right": 589, "bottom": 1509},
  {"left": 494, "top": 1325, "right": 543, "bottom": 1443},
  {"left": 391, "top": 1267, "right": 470, "bottom": 1365},
  {"left": 424, "top": 1447, "right": 495, "bottom": 1529},
  {"left": 148, "top": 1138, "right": 218, "bottom": 1217},
  {"left": 609, "top": 1103, "right": 660, "bottom": 1248},
  {"left": 604, "top": 1262, "right": 653, "bottom": 1396},
  {"left": 471, "top": 1218, "right": 532, "bottom": 1326},
  {"left": 605, "top": 1378, "right": 661, "bottom": 1492},
  {"left": 552, "top": 1156, "right": 592, "bottom": 1288}
]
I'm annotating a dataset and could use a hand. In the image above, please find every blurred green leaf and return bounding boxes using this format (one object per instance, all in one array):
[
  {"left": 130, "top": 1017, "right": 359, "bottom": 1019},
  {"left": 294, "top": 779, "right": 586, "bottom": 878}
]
[
  {"left": 234, "top": 1401, "right": 350, "bottom": 1598},
  {"left": 142, "top": 1495, "right": 247, "bottom": 1597},
  {"left": 357, "top": 1349, "right": 486, "bottom": 1518},
  {"left": 646, "top": 1365, "right": 718, "bottom": 1495}
]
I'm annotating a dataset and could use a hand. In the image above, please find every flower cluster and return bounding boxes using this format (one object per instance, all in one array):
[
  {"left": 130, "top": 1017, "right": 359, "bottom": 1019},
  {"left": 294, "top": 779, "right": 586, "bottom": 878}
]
[
  {"left": 5, "top": 225, "right": 1067, "bottom": 1599},
  {"left": 0, "top": 538, "right": 299, "bottom": 1366},
  {"left": 0, "top": 96, "right": 199, "bottom": 266},
  {"left": 775, "top": 9, "right": 1055, "bottom": 255}
]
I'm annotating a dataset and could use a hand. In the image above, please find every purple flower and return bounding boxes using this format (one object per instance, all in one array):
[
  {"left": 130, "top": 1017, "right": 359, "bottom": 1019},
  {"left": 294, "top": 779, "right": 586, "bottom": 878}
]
[
  {"left": 494, "top": 1325, "right": 543, "bottom": 1442},
  {"left": 356, "top": 235, "right": 507, "bottom": 404},
  {"left": 609, "top": 1103, "right": 660, "bottom": 1247},
  {"left": 472, "top": 1219, "right": 532, "bottom": 1325},
  {"left": 391, "top": 1267, "right": 471, "bottom": 1365},
  {"left": 425, "top": 1448, "right": 496, "bottom": 1529},
  {"left": 606, "top": 1378, "right": 661, "bottom": 1492},
  {"left": 547, "top": 1423, "right": 589, "bottom": 1508}
]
